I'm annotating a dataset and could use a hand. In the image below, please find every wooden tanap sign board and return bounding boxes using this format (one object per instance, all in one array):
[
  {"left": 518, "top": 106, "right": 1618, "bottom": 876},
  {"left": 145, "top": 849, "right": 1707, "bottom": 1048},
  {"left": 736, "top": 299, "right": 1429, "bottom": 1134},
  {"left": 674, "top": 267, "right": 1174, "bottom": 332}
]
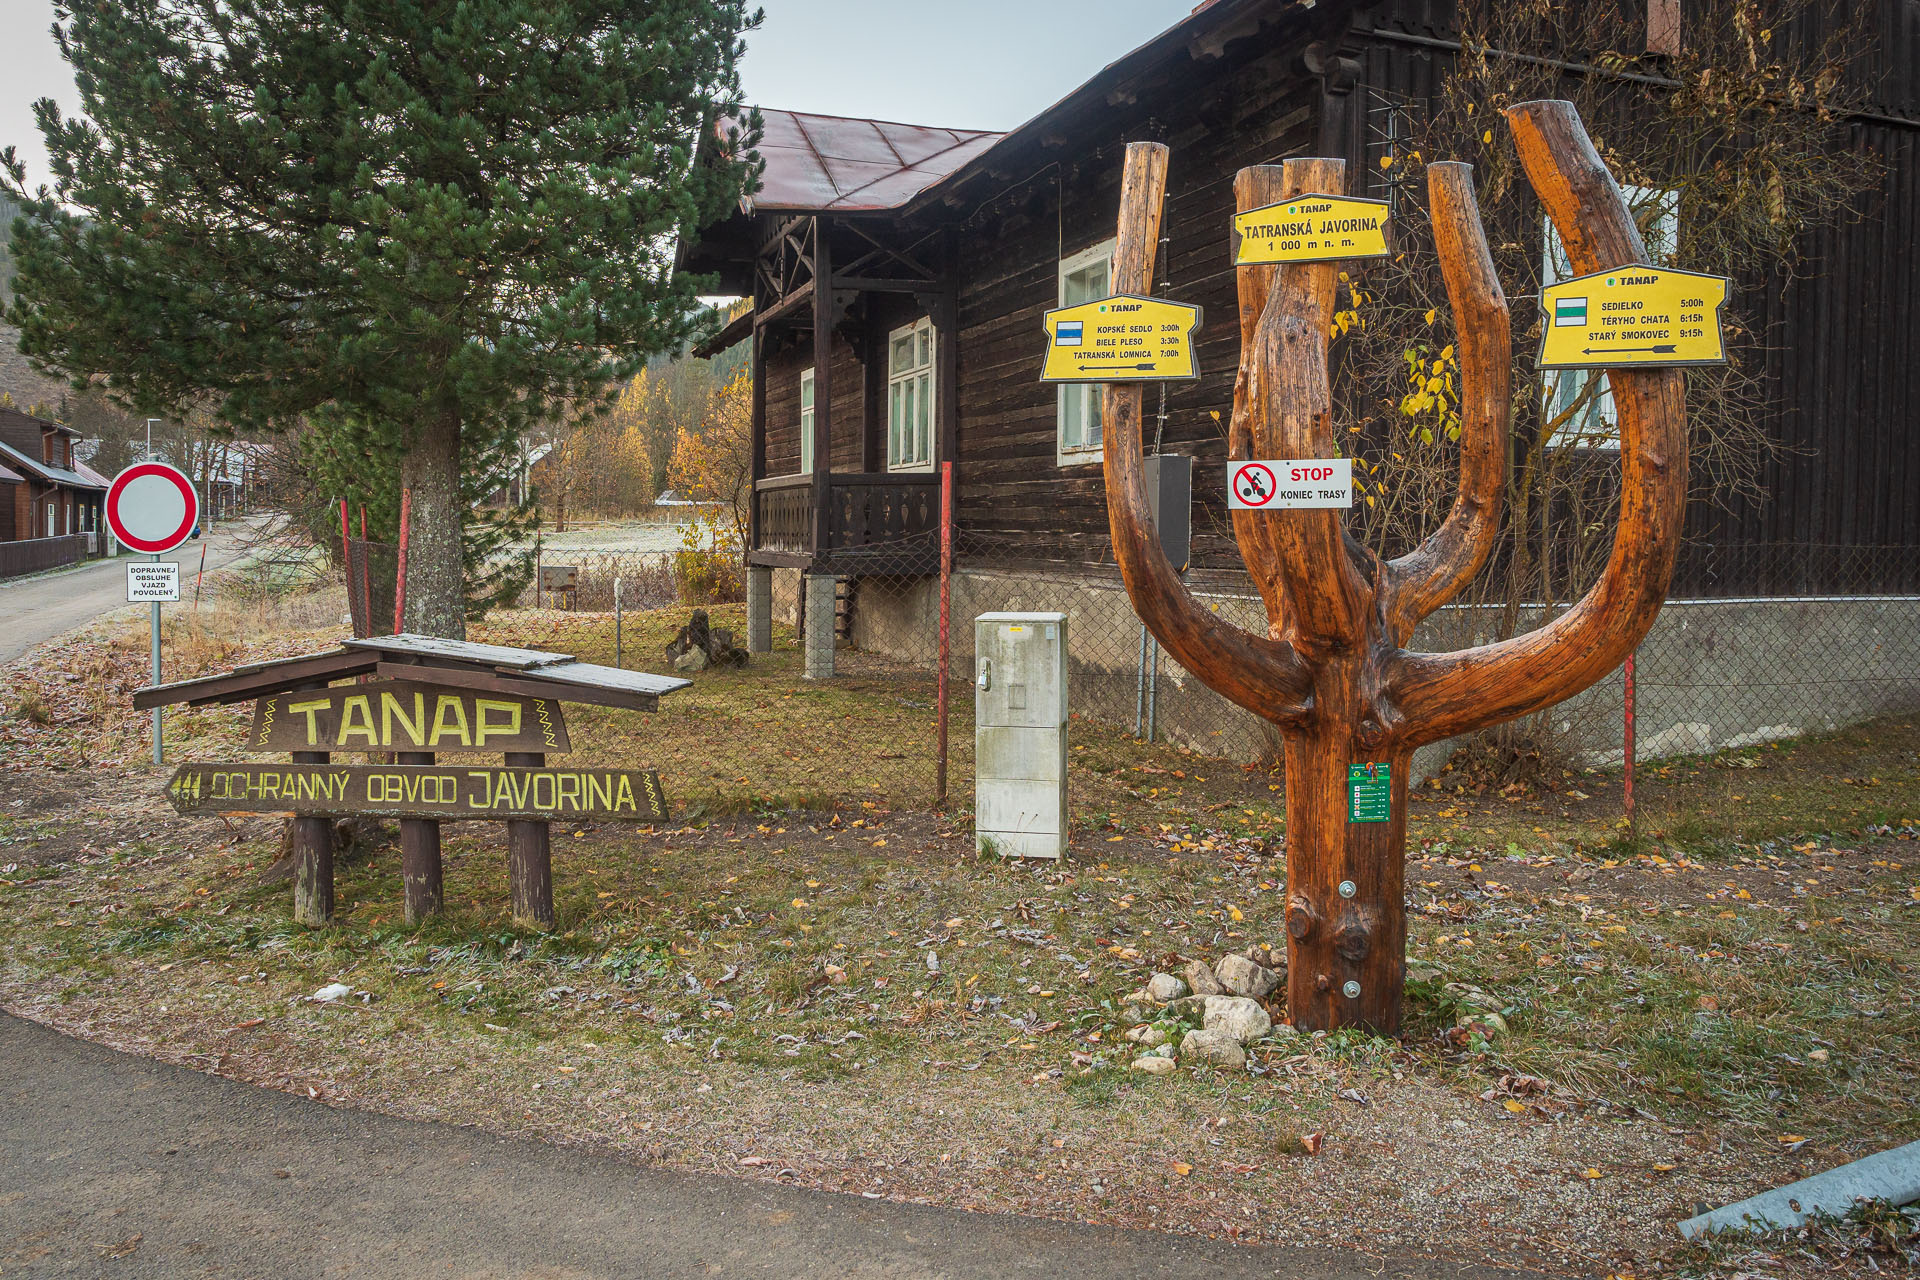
[
  {"left": 249, "top": 679, "right": 570, "bottom": 753},
  {"left": 134, "top": 633, "right": 691, "bottom": 929},
  {"left": 166, "top": 763, "right": 667, "bottom": 821}
]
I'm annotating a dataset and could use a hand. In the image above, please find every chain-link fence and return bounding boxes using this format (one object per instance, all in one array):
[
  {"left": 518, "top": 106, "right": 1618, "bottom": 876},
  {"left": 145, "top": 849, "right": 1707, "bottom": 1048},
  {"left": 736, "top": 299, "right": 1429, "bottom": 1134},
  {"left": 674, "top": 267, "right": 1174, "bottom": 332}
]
[
  {"left": 343, "top": 537, "right": 398, "bottom": 639},
  {"left": 475, "top": 534, "right": 1920, "bottom": 815}
]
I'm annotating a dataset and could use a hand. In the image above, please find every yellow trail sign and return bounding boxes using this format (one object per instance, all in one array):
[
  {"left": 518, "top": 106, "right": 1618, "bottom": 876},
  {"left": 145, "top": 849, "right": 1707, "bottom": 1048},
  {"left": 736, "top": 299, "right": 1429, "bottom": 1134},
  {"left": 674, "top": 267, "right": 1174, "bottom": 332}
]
[
  {"left": 1539, "top": 265, "right": 1731, "bottom": 369},
  {"left": 1040, "top": 294, "right": 1202, "bottom": 383},
  {"left": 1233, "top": 193, "right": 1391, "bottom": 265}
]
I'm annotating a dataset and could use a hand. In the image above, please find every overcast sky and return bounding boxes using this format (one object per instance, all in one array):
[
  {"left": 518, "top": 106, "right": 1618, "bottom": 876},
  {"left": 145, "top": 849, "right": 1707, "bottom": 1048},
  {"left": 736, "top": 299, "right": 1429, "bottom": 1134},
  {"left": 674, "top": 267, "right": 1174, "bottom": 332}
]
[{"left": 1, "top": 1, "right": 1193, "bottom": 191}]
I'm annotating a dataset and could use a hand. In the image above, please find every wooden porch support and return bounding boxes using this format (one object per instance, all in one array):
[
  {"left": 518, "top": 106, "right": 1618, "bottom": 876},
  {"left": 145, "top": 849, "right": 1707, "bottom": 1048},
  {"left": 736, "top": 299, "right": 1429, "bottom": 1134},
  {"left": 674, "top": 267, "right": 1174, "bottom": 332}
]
[
  {"left": 290, "top": 748, "right": 333, "bottom": 927},
  {"left": 861, "top": 301, "right": 884, "bottom": 475},
  {"left": 749, "top": 321, "right": 767, "bottom": 551},
  {"left": 397, "top": 749, "right": 443, "bottom": 922},
  {"left": 934, "top": 229, "right": 960, "bottom": 470},
  {"left": 810, "top": 217, "right": 834, "bottom": 558},
  {"left": 505, "top": 750, "right": 555, "bottom": 929}
]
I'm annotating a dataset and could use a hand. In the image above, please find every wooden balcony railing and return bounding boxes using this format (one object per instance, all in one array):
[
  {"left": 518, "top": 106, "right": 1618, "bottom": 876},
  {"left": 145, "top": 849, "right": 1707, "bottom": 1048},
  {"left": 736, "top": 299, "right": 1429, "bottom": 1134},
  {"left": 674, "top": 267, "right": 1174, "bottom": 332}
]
[{"left": 752, "top": 471, "right": 941, "bottom": 572}]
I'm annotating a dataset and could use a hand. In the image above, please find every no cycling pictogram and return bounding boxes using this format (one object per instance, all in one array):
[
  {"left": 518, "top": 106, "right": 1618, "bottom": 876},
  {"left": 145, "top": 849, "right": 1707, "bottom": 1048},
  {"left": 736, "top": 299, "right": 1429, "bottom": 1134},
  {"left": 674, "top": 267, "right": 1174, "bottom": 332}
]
[{"left": 1231, "top": 462, "right": 1276, "bottom": 508}]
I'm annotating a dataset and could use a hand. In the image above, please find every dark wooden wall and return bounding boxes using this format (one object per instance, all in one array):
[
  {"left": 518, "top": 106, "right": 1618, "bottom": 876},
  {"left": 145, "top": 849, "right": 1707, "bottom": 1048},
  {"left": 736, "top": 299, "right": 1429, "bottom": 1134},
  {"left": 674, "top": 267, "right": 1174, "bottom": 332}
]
[
  {"left": 748, "top": 0, "right": 1920, "bottom": 596},
  {"left": 1346, "top": 0, "right": 1920, "bottom": 595},
  {"left": 946, "top": 38, "right": 1323, "bottom": 573}
]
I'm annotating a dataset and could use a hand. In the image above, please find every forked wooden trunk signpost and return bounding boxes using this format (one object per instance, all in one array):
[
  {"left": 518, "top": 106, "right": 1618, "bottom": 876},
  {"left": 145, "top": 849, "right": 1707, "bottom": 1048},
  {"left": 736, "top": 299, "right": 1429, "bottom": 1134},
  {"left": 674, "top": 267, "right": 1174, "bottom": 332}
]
[{"left": 1093, "top": 101, "right": 1712, "bottom": 1033}]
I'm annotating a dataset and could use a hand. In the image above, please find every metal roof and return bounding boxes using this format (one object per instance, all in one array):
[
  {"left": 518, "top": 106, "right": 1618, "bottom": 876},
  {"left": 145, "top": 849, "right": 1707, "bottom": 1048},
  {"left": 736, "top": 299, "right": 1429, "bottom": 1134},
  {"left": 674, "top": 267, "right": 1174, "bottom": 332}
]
[
  {"left": 0, "top": 437, "right": 106, "bottom": 490},
  {"left": 136, "top": 634, "right": 690, "bottom": 714},
  {"left": 73, "top": 460, "right": 111, "bottom": 487},
  {"left": 744, "top": 109, "right": 1003, "bottom": 213},
  {"left": 0, "top": 462, "right": 21, "bottom": 484}
]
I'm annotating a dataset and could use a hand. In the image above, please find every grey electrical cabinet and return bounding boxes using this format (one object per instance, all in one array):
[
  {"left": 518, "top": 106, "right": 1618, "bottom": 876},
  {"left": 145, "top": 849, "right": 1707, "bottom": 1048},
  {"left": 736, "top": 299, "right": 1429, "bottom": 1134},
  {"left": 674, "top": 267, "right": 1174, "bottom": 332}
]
[
  {"left": 974, "top": 611, "right": 1068, "bottom": 859},
  {"left": 1143, "top": 453, "right": 1192, "bottom": 573}
]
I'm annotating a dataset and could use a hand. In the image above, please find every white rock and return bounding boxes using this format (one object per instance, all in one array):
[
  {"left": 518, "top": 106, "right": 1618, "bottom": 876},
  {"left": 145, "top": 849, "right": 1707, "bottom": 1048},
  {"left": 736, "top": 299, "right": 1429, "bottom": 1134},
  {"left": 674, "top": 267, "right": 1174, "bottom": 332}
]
[
  {"left": 1130, "top": 1055, "right": 1176, "bottom": 1076},
  {"left": 1214, "top": 953, "right": 1281, "bottom": 1000},
  {"left": 1179, "top": 1028, "right": 1247, "bottom": 1069},
  {"left": 1181, "top": 959, "right": 1227, "bottom": 996},
  {"left": 1203, "top": 995, "right": 1272, "bottom": 1044},
  {"left": 1145, "top": 972, "right": 1188, "bottom": 1002},
  {"left": 1124, "top": 1024, "right": 1169, "bottom": 1048},
  {"left": 312, "top": 983, "right": 351, "bottom": 1003}
]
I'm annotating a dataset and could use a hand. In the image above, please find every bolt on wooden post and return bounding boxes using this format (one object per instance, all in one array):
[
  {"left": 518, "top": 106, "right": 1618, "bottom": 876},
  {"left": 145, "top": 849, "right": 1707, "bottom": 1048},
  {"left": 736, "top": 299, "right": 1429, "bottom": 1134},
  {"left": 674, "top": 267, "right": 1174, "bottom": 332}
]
[{"left": 1100, "top": 100, "right": 1692, "bottom": 1033}]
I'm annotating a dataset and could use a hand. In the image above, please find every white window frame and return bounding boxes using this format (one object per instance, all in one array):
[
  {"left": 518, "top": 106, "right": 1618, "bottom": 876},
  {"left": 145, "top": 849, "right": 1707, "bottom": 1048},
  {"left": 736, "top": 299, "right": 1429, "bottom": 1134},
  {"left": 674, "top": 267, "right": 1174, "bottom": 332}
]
[
  {"left": 799, "top": 367, "right": 816, "bottom": 475},
  {"left": 1056, "top": 237, "right": 1116, "bottom": 466},
  {"left": 886, "top": 317, "right": 936, "bottom": 473},
  {"left": 1542, "top": 184, "right": 1680, "bottom": 449}
]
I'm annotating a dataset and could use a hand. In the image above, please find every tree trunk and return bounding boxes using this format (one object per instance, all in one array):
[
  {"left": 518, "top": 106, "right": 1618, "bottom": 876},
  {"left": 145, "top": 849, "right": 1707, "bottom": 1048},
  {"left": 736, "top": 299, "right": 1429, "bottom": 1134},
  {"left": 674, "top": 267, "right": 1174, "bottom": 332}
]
[
  {"left": 1101, "top": 103, "right": 1688, "bottom": 1034},
  {"left": 402, "top": 409, "right": 466, "bottom": 639},
  {"left": 1282, "top": 711, "right": 1410, "bottom": 1033}
]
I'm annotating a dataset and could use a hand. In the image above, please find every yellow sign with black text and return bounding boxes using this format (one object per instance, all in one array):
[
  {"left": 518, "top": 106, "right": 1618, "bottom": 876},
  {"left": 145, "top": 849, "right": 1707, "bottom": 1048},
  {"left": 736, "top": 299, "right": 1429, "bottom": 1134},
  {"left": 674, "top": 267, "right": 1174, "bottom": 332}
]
[
  {"left": 1233, "top": 193, "right": 1391, "bottom": 265},
  {"left": 1538, "top": 266, "right": 1731, "bottom": 369},
  {"left": 1040, "top": 294, "right": 1202, "bottom": 383}
]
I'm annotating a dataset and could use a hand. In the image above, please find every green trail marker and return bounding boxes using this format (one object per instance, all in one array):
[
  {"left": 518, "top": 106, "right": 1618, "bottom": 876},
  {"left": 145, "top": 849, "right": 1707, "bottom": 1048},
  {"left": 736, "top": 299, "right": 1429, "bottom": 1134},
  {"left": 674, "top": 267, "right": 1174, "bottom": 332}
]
[{"left": 1348, "top": 762, "right": 1392, "bottom": 824}]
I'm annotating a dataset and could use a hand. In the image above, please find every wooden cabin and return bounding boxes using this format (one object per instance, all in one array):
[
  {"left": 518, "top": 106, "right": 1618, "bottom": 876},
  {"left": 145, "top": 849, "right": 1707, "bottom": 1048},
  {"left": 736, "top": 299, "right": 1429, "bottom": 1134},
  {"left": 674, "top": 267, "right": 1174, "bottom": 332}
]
[
  {"left": 0, "top": 407, "right": 106, "bottom": 543},
  {"left": 682, "top": 0, "right": 1919, "bottom": 754}
]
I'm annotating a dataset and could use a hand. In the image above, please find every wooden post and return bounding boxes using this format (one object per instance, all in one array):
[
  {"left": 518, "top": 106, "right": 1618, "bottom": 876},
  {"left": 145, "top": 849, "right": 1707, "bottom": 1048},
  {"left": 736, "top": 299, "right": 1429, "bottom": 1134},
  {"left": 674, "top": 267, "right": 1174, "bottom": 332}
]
[
  {"left": 505, "top": 750, "right": 554, "bottom": 929},
  {"left": 1100, "top": 101, "right": 1688, "bottom": 1034},
  {"left": 398, "top": 749, "right": 443, "bottom": 923},
  {"left": 810, "top": 217, "right": 834, "bottom": 558},
  {"left": 748, "top": 322, "right": 767, "bottom": 551},
  {"left": 935, "top": 229, "right": 959, "bottom": 470},
  {"left": 291, "top": 746, "right": 333, "bottom": 927}
]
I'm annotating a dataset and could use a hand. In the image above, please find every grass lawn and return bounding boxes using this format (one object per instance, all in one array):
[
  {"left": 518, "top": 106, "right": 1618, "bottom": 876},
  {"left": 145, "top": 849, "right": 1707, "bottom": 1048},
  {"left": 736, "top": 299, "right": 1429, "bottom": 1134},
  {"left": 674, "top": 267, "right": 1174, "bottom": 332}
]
[{"left": 1, "top": 588, "right": 1916, "bottom": 1276}]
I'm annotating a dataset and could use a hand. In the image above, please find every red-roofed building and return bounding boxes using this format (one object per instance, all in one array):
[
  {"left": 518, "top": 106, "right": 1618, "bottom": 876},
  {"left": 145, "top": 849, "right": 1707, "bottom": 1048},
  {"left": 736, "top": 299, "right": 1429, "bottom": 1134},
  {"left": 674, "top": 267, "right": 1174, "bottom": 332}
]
[{"left": 0, "top": 407, "right": 106, "bottom": 543}]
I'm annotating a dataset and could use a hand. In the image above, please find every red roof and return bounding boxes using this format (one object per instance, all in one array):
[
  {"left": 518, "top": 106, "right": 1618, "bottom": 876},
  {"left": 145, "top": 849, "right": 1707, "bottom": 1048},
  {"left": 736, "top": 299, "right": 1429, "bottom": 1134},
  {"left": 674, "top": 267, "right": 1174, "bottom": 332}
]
[
  {"left": 745, "top": 109, "right": 1003, "bottom": 213},
  {"left": 74, "top": 460, "right": 111, "bottom": 487}
]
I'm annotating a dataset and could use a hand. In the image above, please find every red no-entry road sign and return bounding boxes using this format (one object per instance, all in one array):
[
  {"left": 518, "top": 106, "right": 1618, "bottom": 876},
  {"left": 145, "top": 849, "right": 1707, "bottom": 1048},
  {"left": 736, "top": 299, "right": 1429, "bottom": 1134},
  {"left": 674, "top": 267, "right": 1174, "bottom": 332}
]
[{"left": 106, "top": 462, "right": 199, "bottom": 555}]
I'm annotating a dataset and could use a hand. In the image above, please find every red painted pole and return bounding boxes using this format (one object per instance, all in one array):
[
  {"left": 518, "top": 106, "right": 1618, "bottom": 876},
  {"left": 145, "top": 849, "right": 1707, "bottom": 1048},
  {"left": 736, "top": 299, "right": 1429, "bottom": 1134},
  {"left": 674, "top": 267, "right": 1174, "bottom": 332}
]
[
  {"left": 338, "top": 498, "right": 350, "bottom": 561},
  {"left": 357, "top": 505, "right": 373, "bottom": 635},
  {"left": 1623, "top": 649, "right": 1637, "bottom": 840},
  {"left": 392, "top": 487, "right": 412, "bottom": 634},
  {"left": 192, "top": 542, "right": 208, "bottom": 612},
  {"left": 935, "top": 460, "right": 953, "bottom": 807}
]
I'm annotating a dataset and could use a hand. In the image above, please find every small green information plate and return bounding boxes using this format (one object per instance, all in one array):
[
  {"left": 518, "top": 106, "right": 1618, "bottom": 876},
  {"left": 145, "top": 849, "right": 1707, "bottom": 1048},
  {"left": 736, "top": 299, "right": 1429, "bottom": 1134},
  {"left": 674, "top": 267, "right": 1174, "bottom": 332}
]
[{"left": 1348, "top": 762, "right": 1391, "bottom": 824}]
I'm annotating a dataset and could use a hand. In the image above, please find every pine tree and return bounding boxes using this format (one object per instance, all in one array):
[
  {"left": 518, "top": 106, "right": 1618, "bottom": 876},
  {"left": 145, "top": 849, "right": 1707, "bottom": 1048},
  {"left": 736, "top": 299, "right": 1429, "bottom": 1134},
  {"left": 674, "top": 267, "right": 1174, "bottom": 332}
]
[{"left": 3, "top": 0, "right": 761, "bottom": 636}]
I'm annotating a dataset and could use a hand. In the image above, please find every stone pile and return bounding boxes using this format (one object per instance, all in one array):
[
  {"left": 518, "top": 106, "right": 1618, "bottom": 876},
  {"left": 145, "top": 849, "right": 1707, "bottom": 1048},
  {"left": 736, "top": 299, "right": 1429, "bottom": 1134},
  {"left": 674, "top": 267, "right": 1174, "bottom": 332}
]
[{"left": 1120, "top": 944, "right": 1292, "bottom": 1075}]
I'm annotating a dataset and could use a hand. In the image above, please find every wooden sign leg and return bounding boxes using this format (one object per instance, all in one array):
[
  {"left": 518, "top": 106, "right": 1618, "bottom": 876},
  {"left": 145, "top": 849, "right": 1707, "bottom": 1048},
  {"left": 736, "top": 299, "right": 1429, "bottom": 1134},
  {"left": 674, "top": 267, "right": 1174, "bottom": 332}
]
[
  {"left": 291, "top": 748, "right": 334, "bottom": 927},
  {"left": 505, "top": 750, "right": 554, "bottom": 929},
  {"left": 398, "top": 750, "right": 443, "bottom": 923}
]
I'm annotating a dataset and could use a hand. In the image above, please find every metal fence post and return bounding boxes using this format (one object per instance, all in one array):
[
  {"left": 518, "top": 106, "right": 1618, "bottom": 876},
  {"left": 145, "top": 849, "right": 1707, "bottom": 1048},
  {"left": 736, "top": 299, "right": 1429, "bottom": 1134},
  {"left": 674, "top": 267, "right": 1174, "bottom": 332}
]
[
  {"left": 936, "top": 461, "right": 953, "bottom": 807},
  {"left": 614, "top": 576, "right": 624, "bottom": 669},
  {"left": 1624, "top": 648, "right": 1637, "bottom": 839}
]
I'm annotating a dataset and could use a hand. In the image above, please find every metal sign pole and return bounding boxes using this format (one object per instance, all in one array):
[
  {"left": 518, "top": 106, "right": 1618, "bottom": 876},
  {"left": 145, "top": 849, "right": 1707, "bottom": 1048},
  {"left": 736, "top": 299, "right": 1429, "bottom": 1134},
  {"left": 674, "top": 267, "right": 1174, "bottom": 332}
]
[{"left": 150, "top": 552, "right": 163, "bottom": 764}]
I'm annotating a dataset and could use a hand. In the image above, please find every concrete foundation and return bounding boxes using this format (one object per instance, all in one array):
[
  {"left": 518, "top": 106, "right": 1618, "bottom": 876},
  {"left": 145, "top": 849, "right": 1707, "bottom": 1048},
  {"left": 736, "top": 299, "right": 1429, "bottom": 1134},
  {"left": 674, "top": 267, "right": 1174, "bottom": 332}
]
[
  {"left": 803, "top": 573, "right": 840, "bottom": 680},
  {"left": 842, "top": 565, "right": 1920, "bottom": 772},
  {"left": 746, "top": 566, "right": 773, "bottom": 653}
]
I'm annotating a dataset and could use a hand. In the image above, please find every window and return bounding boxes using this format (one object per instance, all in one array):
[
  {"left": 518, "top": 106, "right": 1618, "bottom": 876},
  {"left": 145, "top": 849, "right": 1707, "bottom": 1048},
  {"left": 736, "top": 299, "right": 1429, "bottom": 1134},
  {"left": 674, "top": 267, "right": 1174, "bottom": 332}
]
[
  {"left": 799, "top": 367, "right": 816, "bottom": 474},
  {"left": 1542, "top": 185, "right": 1679, "bottom": 448},
  {"left": 887, "top": 318, "right": 935, "bottom": 471},
  {"left": 1057, "top": 238, "right": 1114, "bottom": 464}
]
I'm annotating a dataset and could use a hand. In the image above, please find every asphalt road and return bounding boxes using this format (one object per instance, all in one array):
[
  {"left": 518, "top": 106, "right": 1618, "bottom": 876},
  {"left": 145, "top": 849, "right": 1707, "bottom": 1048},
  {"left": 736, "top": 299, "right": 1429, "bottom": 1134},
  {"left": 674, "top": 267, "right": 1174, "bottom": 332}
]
[
  {"left": 0, "top": 525, "right": 254, "bottom": 668},
  {"left": 0, "top": 1015, "right": 1542, "bottom": 1279}
]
